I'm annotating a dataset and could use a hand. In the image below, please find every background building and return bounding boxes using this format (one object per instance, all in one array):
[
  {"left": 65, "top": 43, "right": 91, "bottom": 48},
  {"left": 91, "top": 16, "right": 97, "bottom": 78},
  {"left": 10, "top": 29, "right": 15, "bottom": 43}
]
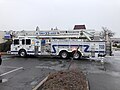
[{"left": 0, "top": 31, "right": 5, "bottom": 43}]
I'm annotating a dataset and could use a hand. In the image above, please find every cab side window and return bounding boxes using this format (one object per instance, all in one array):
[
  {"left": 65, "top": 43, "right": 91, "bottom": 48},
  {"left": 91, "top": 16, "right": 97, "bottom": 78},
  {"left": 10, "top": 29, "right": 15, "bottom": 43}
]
[
  {"left": 14, "top": 39, "right": 19, "bottom": 45},
  {"left": 26, "top": 39, "right": 31, "bottom": 45},
  {"left": 22, "top": 39, "right": 25, "bottom": 45}
]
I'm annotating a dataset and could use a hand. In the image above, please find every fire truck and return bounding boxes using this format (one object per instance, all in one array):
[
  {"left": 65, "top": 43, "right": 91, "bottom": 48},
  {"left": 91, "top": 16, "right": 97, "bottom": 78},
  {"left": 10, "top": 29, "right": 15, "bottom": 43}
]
[{"left": 10, "top": 30, "right": 106, "bottom": 59}]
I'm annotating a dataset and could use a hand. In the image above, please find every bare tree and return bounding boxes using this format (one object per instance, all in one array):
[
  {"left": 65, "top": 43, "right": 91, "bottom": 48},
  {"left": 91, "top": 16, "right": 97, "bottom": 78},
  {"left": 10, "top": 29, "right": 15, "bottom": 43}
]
[{"left": 100, "top": 27, "right": 115, "bottom": 40}]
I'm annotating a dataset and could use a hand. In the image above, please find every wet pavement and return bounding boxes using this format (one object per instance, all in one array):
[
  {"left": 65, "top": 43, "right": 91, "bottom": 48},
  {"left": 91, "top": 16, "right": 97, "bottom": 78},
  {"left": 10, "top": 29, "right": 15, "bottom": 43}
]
[{"left": 0, "top": 51, "right": 120, "bottom": 90}]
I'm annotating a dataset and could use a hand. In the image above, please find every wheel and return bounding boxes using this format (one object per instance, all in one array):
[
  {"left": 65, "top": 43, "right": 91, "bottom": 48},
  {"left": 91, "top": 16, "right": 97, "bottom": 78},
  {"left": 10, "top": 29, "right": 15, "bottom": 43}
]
[
  {"left": 60, "top": 51, "right": 69, "bottom": 59},
  {"left": 19, "top": 50, "right": 27, "bottom": 57},
  {"left": 73, "top": 51, "right": 81, "bottom": 60}
]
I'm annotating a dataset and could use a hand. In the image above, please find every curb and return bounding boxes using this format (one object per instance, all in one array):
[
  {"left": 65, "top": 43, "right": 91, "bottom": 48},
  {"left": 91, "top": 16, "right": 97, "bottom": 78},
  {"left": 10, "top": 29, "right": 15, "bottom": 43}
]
[
  {"left": 86, "top": 80, "right": 90, "bottom": 90},
  {"left": 32, "top": 76, "right": 49, "bottom": 90}
]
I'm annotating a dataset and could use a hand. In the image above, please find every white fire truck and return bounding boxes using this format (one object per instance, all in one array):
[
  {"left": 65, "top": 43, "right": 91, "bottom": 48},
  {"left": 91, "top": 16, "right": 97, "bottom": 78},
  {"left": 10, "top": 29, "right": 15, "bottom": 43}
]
[{"left": 10, "top": 30, "right": 106, "bottom": 59}]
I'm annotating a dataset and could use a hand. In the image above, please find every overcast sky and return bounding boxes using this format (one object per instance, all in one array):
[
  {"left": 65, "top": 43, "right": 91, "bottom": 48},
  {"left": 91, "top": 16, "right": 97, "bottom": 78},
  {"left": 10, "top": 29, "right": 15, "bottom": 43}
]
[{"left": 0, "top": 0, "right": 120, "bottom": 37}]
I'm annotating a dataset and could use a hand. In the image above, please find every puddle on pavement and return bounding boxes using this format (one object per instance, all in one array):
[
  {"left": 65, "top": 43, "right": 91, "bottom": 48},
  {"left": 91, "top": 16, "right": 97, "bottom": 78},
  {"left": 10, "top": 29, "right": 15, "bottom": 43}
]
[
  {"left": 30, "top": 81, "right": 38, "bottom": 86},
  {"left": 2, "top": 57, "right": 9, "bottom": 61},
  {"left": 38, "top": 61, "right": 62, "bottom": 67},
  {"left": 37, "top": 60, "right": 67, "bottom": 70},
  {"left": 36, "top": 60, "right": 68, "bottom": 71},
  {"left": 36, "top": 64, "right": 68, "bottom": 71},
  {"left": 107, "top": 71, "right": 120, "bottom": 77}
]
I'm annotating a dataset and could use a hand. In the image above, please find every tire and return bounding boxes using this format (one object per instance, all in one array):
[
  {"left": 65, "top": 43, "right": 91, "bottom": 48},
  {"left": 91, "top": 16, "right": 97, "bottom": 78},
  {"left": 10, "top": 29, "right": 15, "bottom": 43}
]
[
  {"left": 72, "top": 51, "right": 81, "bottom": 60},
  {"left": 19, "top": 50, "right": 27, "bottom": 57},
  {"left": 60, "top": 51, "right": 69, "bottom": 59}
]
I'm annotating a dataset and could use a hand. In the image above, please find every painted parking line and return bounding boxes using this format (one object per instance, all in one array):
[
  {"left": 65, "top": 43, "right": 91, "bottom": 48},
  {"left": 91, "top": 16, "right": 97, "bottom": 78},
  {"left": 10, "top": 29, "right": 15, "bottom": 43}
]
[{"left": 0, "top": 67, "right": 23, "bottom": 77}]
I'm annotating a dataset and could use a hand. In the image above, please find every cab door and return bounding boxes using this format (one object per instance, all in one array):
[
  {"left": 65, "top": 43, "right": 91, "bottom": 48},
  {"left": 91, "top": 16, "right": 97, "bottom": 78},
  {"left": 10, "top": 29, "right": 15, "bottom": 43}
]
[
  {"left": 11, "top": 39, "right": 20, "bottom": 54},
  {"left": 34, "top": 39, "right": 41, "bottom": 55}
]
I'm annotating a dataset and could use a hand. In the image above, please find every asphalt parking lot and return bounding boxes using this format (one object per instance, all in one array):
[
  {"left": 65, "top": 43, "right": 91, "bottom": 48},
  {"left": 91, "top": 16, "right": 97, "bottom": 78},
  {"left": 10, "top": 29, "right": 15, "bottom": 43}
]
[{"left": 0, "top": 51, "right": 120, "bottom": 90}]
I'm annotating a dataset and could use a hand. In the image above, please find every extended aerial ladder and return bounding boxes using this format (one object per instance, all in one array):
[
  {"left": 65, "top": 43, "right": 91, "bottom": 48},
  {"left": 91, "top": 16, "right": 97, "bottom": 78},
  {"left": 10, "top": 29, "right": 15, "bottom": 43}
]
[{"left": 35, "top": 29, "right": 94, "bottom": 41}]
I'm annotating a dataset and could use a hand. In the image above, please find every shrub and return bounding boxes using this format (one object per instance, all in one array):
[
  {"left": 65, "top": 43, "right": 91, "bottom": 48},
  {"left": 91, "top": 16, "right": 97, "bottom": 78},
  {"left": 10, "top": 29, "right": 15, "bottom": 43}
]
[{"left": 0, "top": 40, "right": 12, "bottom": 52}]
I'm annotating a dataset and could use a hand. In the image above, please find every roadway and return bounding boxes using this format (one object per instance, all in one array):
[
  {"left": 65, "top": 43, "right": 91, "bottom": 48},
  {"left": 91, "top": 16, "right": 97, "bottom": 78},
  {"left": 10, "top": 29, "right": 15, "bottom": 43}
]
[{"left": 0, "top": 51, "right": 120, "bottom": 90}]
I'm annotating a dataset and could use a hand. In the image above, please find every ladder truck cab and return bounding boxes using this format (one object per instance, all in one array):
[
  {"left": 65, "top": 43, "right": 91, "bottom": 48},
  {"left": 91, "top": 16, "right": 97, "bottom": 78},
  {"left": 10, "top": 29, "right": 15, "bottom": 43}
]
[{"left": 10, "top": 30, "right": 106, "bottom": 59}]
